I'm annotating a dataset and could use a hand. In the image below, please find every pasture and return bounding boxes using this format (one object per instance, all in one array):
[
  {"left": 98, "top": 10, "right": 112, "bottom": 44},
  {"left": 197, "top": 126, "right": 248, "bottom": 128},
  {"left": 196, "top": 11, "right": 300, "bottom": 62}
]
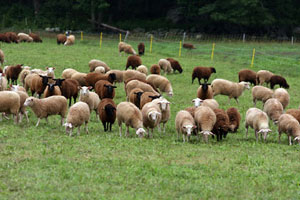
[{"left": 1, "top": 34, "right": 300, "bottom": 199}]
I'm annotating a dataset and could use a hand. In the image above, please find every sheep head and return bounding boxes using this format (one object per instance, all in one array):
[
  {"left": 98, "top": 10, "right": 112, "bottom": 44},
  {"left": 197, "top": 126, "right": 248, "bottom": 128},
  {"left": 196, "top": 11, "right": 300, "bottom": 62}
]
[
  {"left": 148, "top": 111, "right": 161, "bottom": 122},
  {"left": 183, "top": 125, "right": 197, "bottom": 137},
  {"left": 200, "top": 130, "right": 215, "bottom": 143},
  {"left": 210, "top": 67, "right": 216, "bottom": 73},
  {"left": 136, "top": 128, "right": 146, "bottom": 138},
  {"left": 240, "top": 81, "right": 250, "bottom": 90},
  {"left": 104, "top": 84, "right": 117, "bottom": 95},
  {"left": 157, "top": 99, "right": 170, "bottom": 111},
  {"left": 192, "top": 98, "right": 203, "bottom": 107},
  {"left": 258, "top": 128, "right": 272, "bottom": 141},
  {"left": 53, "top": 78, "right": 65, "bottom": 87},
  {"left": 24, "top": 97, "right": 35, "bottom": 107},
  {"left": 108, "top": 73, "right": 117, "bottom": 83},
  {"left": 79, "top": 86, "right": 92, "bottom": 96},
  {"left": 294, "top": 136, "right": 300, "bottom": 145},
  {"left": 47, "top": 83, "right": 56, "bottom": 92},
  {"left": 10, "top": 85, "right": 20, "bottom": 91},
  {"left": 64, "top": 123, "right": 73, "bottom": 135}
]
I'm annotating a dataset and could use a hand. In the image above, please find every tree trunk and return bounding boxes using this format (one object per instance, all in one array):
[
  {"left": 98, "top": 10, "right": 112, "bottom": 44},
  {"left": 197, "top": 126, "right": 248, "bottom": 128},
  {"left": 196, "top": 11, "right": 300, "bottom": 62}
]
[{"left": 91, "top": 0, "right": 96, "bottom": 30}]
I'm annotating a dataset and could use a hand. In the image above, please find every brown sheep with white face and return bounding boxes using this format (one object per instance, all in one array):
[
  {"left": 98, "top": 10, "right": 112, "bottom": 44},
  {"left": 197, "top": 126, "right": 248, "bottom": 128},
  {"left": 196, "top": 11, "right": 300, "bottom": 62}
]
[{"left": 238, "top": 69, "right": 257, "bottom": 85}]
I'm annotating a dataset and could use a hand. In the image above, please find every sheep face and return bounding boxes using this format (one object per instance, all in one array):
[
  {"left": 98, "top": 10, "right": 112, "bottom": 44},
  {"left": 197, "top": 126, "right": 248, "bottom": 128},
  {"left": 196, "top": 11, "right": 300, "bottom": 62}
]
[
  {"left": 183, "top": 125, "right": 197, "bottom": 137},
  {"left": 24, "top": 97, "right": 35, "bottom": 107},
  {"left": 200, "top": 130, "right": 214, "bottom": 143},
  {"left": 79, "top": 86, "right": 92, "bottom": 96},
  {"left": 294, "top": 136, "right": 300, "bottom": 145},
  {"left": 192, "top": 98, "right": 203, "bottom": 107},
  {"left": 54, "top": 78, "right": 65, "bottom": 86},
  {"left": 46, "top": 67, "right": 55, "bottom": 74},
  {"left": 104, "top": 84, "right": 117, "bottom": 95},
  {"left": 64, "top": 123, "right": 73, "bottom": 135},
  {"left": 210, "top": 67, "right": 216, "bottom": 73},
  {"left": 167, "top": 91, "right": 173, "bottom": 97},
  {"left": 157, "top": 99, "right": 170, "bottom": 111},
  {"left": 148, "top": 111, "right": 161, "bottom": 122},
  {"left": 10, "top": 85, "right": 19, "bottom": 91},
  {"left": 40, "top": 76, "right": 51, "bottom": 86},
  {"left": 136, "top": 127, "right": 146, "bottom": 138},
  {"left": 241, "top": 81, "right": 250, "bottom": 90},
  {"left": 258, "top": 128, "right": 272, "bottom": 141}
]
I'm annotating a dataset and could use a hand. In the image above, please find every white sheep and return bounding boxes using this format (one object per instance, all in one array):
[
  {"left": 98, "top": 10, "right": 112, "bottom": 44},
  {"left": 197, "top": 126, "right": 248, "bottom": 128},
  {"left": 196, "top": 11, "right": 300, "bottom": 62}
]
[
  {"left": 194, "top": 106, "right": 216, "bottom": 142},
  {"left": 94, "top": 66, "right": 106, "bottom": 74},
  {"left": 118, "top": 42, "right": 136, "bottom": 56},
  {"left": 62, "top": 68, "right": 78, "bottom": 79},
  {"left": 123, "top": 69, "right": 146, "bottom": 83},
  {"left": 64, "top": 35, "right": 75, "bottom": 46},
  {"left": 273, "top": 88, "right": 289, "bottom": 109},
  {"left": 251, "top": 85, "right": 274, "bottom": 106},
  {"left": 158, "top": 59, "right": 173, "bottom": 74},
  {"left": 116, "top": 102, "right": 146, "bottom": 137},
  {"left": 88, "top": 59, "right": 110, "bottom": 72},
  {"left": 71, "top": 72, "right": 87, "bottom": 86},
  {"left": 192, "top": 98, "right": 203, "bottom": 107},
  {"left": 245, "top": 108, "right": 272, "bottom": 142},
  {"left": 107, "top": 70, "right": 124, "bottom": 83},
  {"left": 137, "top": 65, "right": 148, "bottom": 75},
  {"left": 19, "top": 67, "right": 31, "bottom": 86},
  {"left": 0, "top": 73, "right": 7, "bottom": 91},
  {"left": 0, "top": 49, "right": 4, "bottom": 66},
  {"left": 175, "top": 110, "right": 197, "bottom": 142},
  {"left": 10, "top": 84, "right": 26, "bottom": 92},
  {"left": 278, "top": 114, "right": 300, "bottom": 145},
  {"left": 125, "top": 80, "right": 159, "bottom": 98},
  {"left": 24, "top": 96, "right": 68, "bottom": 127},
  {"left": 263, "top": 98, "right": 283, "bottom": 124},
  {"left": 30, "top": 68, "right": 48, "bottom": 76},
  {"left": 192, "top": 98, "right": 219, "bottom": 110},
  {"left": 78, "top": 86, "right": 100, "bottom": 120},
  {"left": 256, "top": 70, "right": 273, "bottom": 86},
  {"left": 211, "top": 79, "right": 250, "bottom": 103},
  {"left": 0, "top": 91, "right": 20, "bottom": 124},
  {"left": 152, "top": 97, "right": 171, "bottom": 133},
  {"left": 17, "top": 33, "right": 33, "bottom": 42},
  {"left": 146, "top": 74, "right": 173, "bottom": 97},
  {"left": 141, "top": 101, "right": 162, "bottom": 137},
  {"left": 64, "top": 102, "right": 90, "bottom": 136},
  {"left": 10, "top": 85, "right": 29, "bottom": 123}
]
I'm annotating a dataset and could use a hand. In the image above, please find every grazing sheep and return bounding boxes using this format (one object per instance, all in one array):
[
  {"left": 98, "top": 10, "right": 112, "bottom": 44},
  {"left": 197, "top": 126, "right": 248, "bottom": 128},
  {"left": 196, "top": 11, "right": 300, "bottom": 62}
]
[
  {"left": 286, "top": 109, "right": 300, "bottom": 124},
  {"left": 30, "top": 75, "right": 51, "bottom": 97},
  {"left": 95, "top": 80, "right": 117, "bottom": 99},
  {"left": 126, "top": 55, "right": 142, "bottom": 70},
  {"left": 245, "top": 108, "right": 272, "bottom": 142},
  {"left": 125, "top": 80, "right": 159, "bottom": 98},
  {"left": 10, "top": 88, "right": 29, "bottom": 123},
  {"left": 57, "top": 34, "right": 67, "bottom": 45},
  {"left": 212, "top": 108, "right": 230, "bottom": 141},
  {"left": 30, "top": 68, "right": 47, "bottom": 76},
  {"left": 107, "top": 70, "right": 124, "bottom": 83},
  {"left": 64, "top": 35, "right": 75, "bottom": 46},
  {"left": 194, "top": 106, "right": 216, "bottom": 143},
  {"left": 182, "top": 43, "right": 196, "bottom": 49},
  {"left": 142, "top": 101, "right": 162, "bottom": 137},
  {"left": 184, "top": 106, "right": 197, "bottom": 118},
  {"left": 118, "top": 42, "right": 136, "bottom": 56},
  {"left": 166, "top": 58, "right": 183, "bottom": 73},
  {"left": 226, "top": 107, "right": 241, "bottom": 133},
  {"left": 79, "top": 86, "right": 100, "bottom": 120},
  {"left": 24, "top": 73, "right": 35, "bottom": 92},
  {"left": 137, "top": 65, "right": 148, "bottom": 75},
  {"left": 17, "top": 33, "right": 33, "bottom": 42},
  {"left": 192, "top": 66, "right": 216, "bottom": 84},
  {"left": 43, "top": 83, "right": 62, "bottom": 98},
  {"left": 129, "top": 88, "right": 144, "bottom": 108},
  {"left": 54, "top": 78, "right": 79, "bottom": 107},
  {"left": 238, "top": 69, "right": 257, "bottom": 85},
  {"left": 197, "top": 83, "right": 213, "bottom": 100},
  {"left": 29, "top": 33, "right": 42, "bottom": 42},
  {"left": 0, "top": 49, "right": 4, "bottom": 66},
  {"left": 278, "top": 114, "right": 300, "bottom": 145},
  {"left": 211, "top": 79, "right": 250, "bottom": 103},
  {"left": 5, "top": 32, "right": 18, "bottom": 43},
  {"left": 10, "top": 84, "right": 26, "bottom": 92},
  {"left": 0, "top": 73, "right": 7, "bottom": 91},
  {"left": 192, "top": 98, "right": 219, "bottom": 110},
  {"left": 116, "top": 102, "right": 146, "bottom": 137},
  {"left": 175, "top": 110, "right": 197, "bottom": 142},
  {"left": 270, "top": 75, "right": 289, "bottom": 89},
  {"left": 139, "top": 91, "right": 161, "bottom": 109},
  {"left": 152, "top": 97, "right": 171, "bottom": 134},
  {"left": 46, "top": 67, "right": 55, "bottom": 79},
  {"left": 24, "top": 96, "right": 67, "bottom": 126},
  {"left": 64, "top": 102, "right": 90, "bottom": 136},
  {"left": 85, "top": 72, "right": 116, "bottom": 88},
  {"left": 95, "top": 66, "right": 105, "bottom": 74},
  {"left": 256, "top": 70, "right": 273, "bottom": 86},
  {"left": 61, "top": 68, "right": 78, "bottom": 79},
  {"left": 263, "top": 98, "right": 283, "bottom": 124},
  {"left": 6, "top": 64, "right": 23, "bottom": 84},
  {"left": 123, "top": 69, "right": 146, "bottom": 83},
  {"left": 98, "top": 98, "right": 116, "bottom": 132},
  {"left": 158, "top": 59, "right": 173, "bottom": 74},
  {"left": 88, "top": 59, "right": 110, "bottom": 72},
  {"left": 0, "top": 91, "right": 20, "bottom": 123},
  {"left": 273, "top": 88, "right": 289, "bottom": 109},
  {"left": 19, "top": 67, "right": 31, "bottom": 86},
  {"left": 71, "top": 72, "right": 87, "bottom": 86},
  {"left": 150, "top": 64, "right": 161, "bottom": 75},
  {"left": 146, "top": 74, "right": 173, "bottom": 97},
  {"left": 138, "top": 42, "right": 145, "bottom": 56},
  {"left": 251, "top": 86, "right": 274, "bottom": 106},
  {"left": 0, "top": 33, "right": 10, "bottom": 43}
]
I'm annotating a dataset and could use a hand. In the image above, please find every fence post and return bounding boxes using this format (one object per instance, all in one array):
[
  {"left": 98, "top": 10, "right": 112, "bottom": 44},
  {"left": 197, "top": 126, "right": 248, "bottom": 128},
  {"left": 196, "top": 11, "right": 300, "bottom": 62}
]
[
  {"left": 251, "top": 48, "right": 255, "bottom": 67},
  {"left": 100, "top": 32, "right": 103, "bottom": 48},
  {"left": 243, "top": 33, "right": 245, "bottom": 43},
  {"left": 182, "top": 32, "right": 186, "bottom": 44},
  {"left": 150, "top": 35, "right": 153, "bottom": 53},
  {"left": 81, "top": 31, "right": 83, "bottom": 41},
  {"left": 291, "top": 36, "right": 294, "bottom": 45},
  {"left": 211, "top": 43, "right": 215, "bottom": 61},
  {"left": 179, "top": 41, "right": 182, "bottom": 57},
  {"left": 119, "top": 33, "right": 122, "bottom": 43},
  {"left": 124, "top": 31, "right": 129, "bottom": 42}
]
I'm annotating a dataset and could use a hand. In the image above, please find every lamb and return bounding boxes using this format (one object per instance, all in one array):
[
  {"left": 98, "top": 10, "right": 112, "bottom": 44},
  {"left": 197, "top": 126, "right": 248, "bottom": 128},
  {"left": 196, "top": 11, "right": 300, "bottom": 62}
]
[
  {"left": 94, "top": 80, "right": 117, "bottom": 99},
  {"left": 158, "top": 59, "right": 173, "bottom": 74},
  {"left": 78, "top": 86, "right": 100, "bottom": 120},
  {"left": 29, "top": 33, "right": 42, "bottom": 42},
  {"left": 273, "top": 88, "right": 289, "bottom": 109},
  {"left": 238, "top": 69, "right": 257, "bottom": 85},
  {"left": 126, "top": 55, "right": 142, "bottom": 70},
  {"left": 64, "top": 102, "right": 90, "bottom": 136},
  {"left": 263, "top": 98, "right": 283, "bottom": 124},
  {"left": 270, "top": 75, "right": 289, "bottom": 89},
  {"left": 166, "top": 58, "right": 183, "bottom": 73},
  {"left": 139, "top": 91, "right": 161, "bottom": 109},
  {"left": 64, "top": 35, "right": 75, "bottom": 46},
  {"left": 137, "top": 65, "right": 148, "bottom": 75},
  {"left": 46, "top": 67, "right": 55, "bottom": 79},
  {"left": 211, "top": 79, "right": 250, "bottom": 103},
  {"left": 123, "top": 69, "right": 146, "bottom": 83},
  {"left": 118, "top": 42, "right": 136, "bottom": 56},
  {"left": 95, "top": 66, "right": 105, "bottom": 74},
  {"left": 251, "top": 86, "right": 274, "bottom": 106},
  {"left": 141, "top": 101, "right": 162, "bottom": 137},
  {"left": 192, "top": 66, "right": 216, "bottom": 84},
  {"left": 116, "top": 102, "right": 146, "bottom": 137},
  {"left": 152, "top": 97, "right": 171, "bottom": 134},
  {"left": 182, "top": 43, "right": 196, "bottom": 50},
  {"left": 197, "top": 83, "right": 213, "bottom": 100},
  {"left": 0, "top": 49, "right": 4, "bottom": 66},
  {"left": 98, "top": 98, "right": 116, "bottom": 132},
  {"left": 226, "top": 107, "right": 241, "bottom": 133},
  {"left": 245, "top": 108, "right": 272, "bottom": 142},
  {"left": 85, "top": 72, "right": 116, "bottom": 88},
  {"left": 57, "top": 34, "right": 67, "bottom": 45},
  {"left": 138, "top": 43, "right": 145, "bottom": 56},
  {"left": 256, "top": 70, "right": 273, "bottom": 86},
  {"left": 54, "top": 78, "right": 79, "bottom": 107},
  {"left": 6, "top": 64, "right": 23, "bottom": 84},
  {"left": 10, "top": 88, "right": 29, "bottom": 123},
  {"left": 107, "top": 70, "right": 124, "bottom": 83},
  {"left": 0, "top": 91, "right": 20, "bottom": 123},
  {"left": 19, "top": 67, "right": 31, "bottom": 86},
  {"left": 286, "top": 109, "right": 300, "bottom": 124},
  {"left": 30, "top": 75, "right": 51, "bottom": 97},
  {"left": 24, "top": 96, "right": 67, "bottom": 126},
  {"left": 278, "top": 114, "right": 300, "bottom": 145},
  {"left": 194, "top": 106, "right": 216, "bottom": 142},
  {"left": 125, "top": 80, "right": 159, "bottom": 98},
  {"left": 0, "top": 73, "right": 7, "bottom": 91},
  {"left": 146, "top": 74, "right": 173, "bottom": 97},
  {"left": 175, "top": 110, "right": 197, "bottom": 142},
  {"left": 150, "top": 64, "right": 161, "bottom": 75},
  {"left": 61, "top": 68, "right": 78, "bottom": 79},
  {"left": 88, "top": 59, "right": 110, "bottom": 72},
  {"left": 43, "top": 83, "right": 62, "bottom": 98},
  {"left": 5, "top": 32, "right": 18, "bottom": 43},
  {"left": 71, "top": 72, "right": 87, "bottom": 86},
  {"left": 17, "top": 33, "right": 33, "bottom": 42},
  {"left": 128, "top": 88, "right": 144, "bottom": 108},
  {"left": 212, "top": 108, "right": 230, "bottom": 141}
]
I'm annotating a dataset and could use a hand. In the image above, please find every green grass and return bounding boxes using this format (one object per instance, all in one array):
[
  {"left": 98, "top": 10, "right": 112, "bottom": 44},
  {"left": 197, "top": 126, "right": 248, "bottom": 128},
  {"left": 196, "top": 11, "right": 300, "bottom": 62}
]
[{"left": 1, "top": 34, "right": 300, "bottom": 199}]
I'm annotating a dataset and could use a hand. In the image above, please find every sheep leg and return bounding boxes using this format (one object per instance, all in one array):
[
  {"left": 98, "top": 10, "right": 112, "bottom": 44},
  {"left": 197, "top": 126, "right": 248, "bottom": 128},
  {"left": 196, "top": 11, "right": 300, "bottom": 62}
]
[
  {"left": 69, "top": 99, "right": 72, "bottom": 107},
  {"left": 245, "top": 125, "right": 249, "bottom": 138},
  {"left": 126, "top": 126, "right": 130, "bottom": 137},
  {"left": 278, "top": 131, "right": 281, "bottom": 144},
  {"left": 85, "top": 122, "right": 89, "bottom": 134},
  {"left": 102, "top": 121, "right": 107, "bottom": 132},
  {"left": 77, "top": 126, "right": 81, "bottom": 136},
  {"left": 25, "top": 111, "right": 29, "bottom": 123},
  {"left": 35, "top": 118, "right": 41, "bottom": 127},
  {"left": 182, "top": 134, "right": 185, "bottom": 142},
  {"left": 235, "top": 98, "right": 239, "bottom": 104},
  {"left": 253, "top": 99, "right": 256, "bottom": 107},
  {"left": 61, "top": 117, "right": 64, "bottom": 126},
  {"left": 227, "top": 97, "right": 231, "bottom": 104},
  {"left": 109, "top": 123, "right": 112, "bottom": 132},
  {"left": 288, "top": 136, "right": 292, "bottom": 146},
  {"left": 158, "top": 124, "right": 161, "bottom": 133},
  {"left": 69, "top": 129, "right": 73, "bottom": 137},
  {"left": 177, "top": 131, "right": 180, "bottom": 141},
  {"left": 119, "top": 125, "right": 122, "bottom": 137},
  {"left": 255, "top": 130, "right": 258, "bottom": 142},
  {"left": 14, "top": 114, "right": 19, "bottom": 124},
  {"left": 187, "top": 135, "right": 190, "bottom": 142},
  {"left": 198, "top": 78, "right": 201, "bottom": 85},
  {"left": 163, "top": 123, "right": 166, "bottom": 134}
]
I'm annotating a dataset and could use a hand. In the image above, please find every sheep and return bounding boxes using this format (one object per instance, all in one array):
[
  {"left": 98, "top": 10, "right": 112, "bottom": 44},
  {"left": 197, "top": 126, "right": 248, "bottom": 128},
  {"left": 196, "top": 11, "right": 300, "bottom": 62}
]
[
  {"left": 192, "top": 98, "right": 219, "bottom": 110},
  {"left": 46, "top": 67, "right": 55, "bottom": 78},
  {"left": 192, "top": 98, "right": 203, "bottom": 108},
  {"left": 278, "top": 114, "right": 300, "bottom": 145},
  {"left": 61, "top": 68, "right": 78, "bottom": 79},
  {"left": 107, "top": 70, "right": 124, "bottom": 83},
  {"left": 197, "top": 83, "right": 213, "bottom": 100},
  {"left": 138, "top": 42, "right": 145, "bottom": 56},
  {"left": 126, "top": 55, "right": 142, "bottom": 70},
  {"left": 17, "top": 33, "right": 33, "bottom": 43},
  {"left": 116, "top": 102, "right": 146, "bottom": 137},
  {"left": 78, "top": 86, "right": 100, "bottom": 120},
  {"left": 182, "top": 43, "right": 196, "bottom": 50},
  {"left": 273, "top": 88, "right": 289, "bottom": 109},
  {"left": 0, "top": 49, "right": 4, "bottom": 66},
  {"left": 270, "top": 75, "right": 289, "bottom": 89},
  {"left": 125, "top": 80, "right": 159, "bottom": 98},
  {"left": 85, "top": 72, "right": 116, "bottom": 88},
  {"left": 128, "top": 88, "right": 144, "bottom": 108},
  {"left": 5, "top": 32, "right": 18, "bottom": 43},
  {"left": 158, "top": 59, "right": 173, "bottom": 74},
  {"left": 141, "top": 101, "right": 162, "bottom": 137},
  {"left": 9, "top": 88, "right": 29, "bottom": 123},
  {"left": 57, "top": 34, "right": 67, "bottom": 45},
  {"left": 0, "top": 33, "right": 10, "bottom": 43},
  {"left": 175, "top": 110, "right": 197, "bottom": 142},
  {"left": 0, "top": 91, "right": 20, "bottom": 123},
  {"left": 71, "top": 72, "right": 87, "bottom": 86},
  {"left": 139, "top": 91, "right": 161, "bottom": 109},
  {"left": 54, "top": 78, "right": 79, "bottom": 107},
  {"left": 166, "top": 58, "right": 183, "bottom": 73},
  {"left": 30, "top": 75, "right": 51, "bottom": 97},
  {"left": 286, "top": 109, "right": 300, "bottom": 124},
  {"left": 0, "top": 73, "right": 7, "bottom": 91},
  {"left": 251, "top": 86, "right": 274, "bottom": 106},
  {"left": 150, "top": 64, "right": 161, "bottom": 75},
  {"left": 98, "top": 98, "right": 116, "bottom": 132},
  {"left": 64, "top": 35, "right": 75, "bottom": 46},
  {"left": 194, "top": 106, "right": 216, "bottom": 142},
  {"left": 30, "top": 68, "right": 48, "bottom": 76},
  {"left": 10, "top": 84, "right": 26, "bottom": 92},
  {"left": 24, "top": 96, "right": 67, "bottom": 126},
  {"left": 43, "top": 83, "right": 62, "bottom": 98},
  {"left": 137, "top": 65, "right": 148, "bottom": 75},
  {"left": 192, "top": 66, "right": 216, "bottom": 84},
  {"left": 263, "top": 98, "right": 283, "bottom": 124},
  {"left": 6, "top": 64, "right": 23, "bottom": 84},
  {"left": 184, "top": 107, "right": 197, "bottom": 118},
  {"left": 19, "top": 67, "right": 31, "bottom": 86},
  {"left": 95, "top": 66, "right": 105, "bottom": 74},
  {"left": 118, "top": 42, "right": 136, "bottom": 56},
  {"left": 29, "top": 33, "right": 42, "bottom": 42},
  {"left": 146, "top": 74, "right": 173, "bottom": 97},
  {"left": 88, "top": 59, "right": 110, "bottom": 72},
  {"left": 64, "top": 102, "right": 90, "bottom": 136},
  {"left": 226, "top": 107, "right": 241, "bottom": 133},
  {"left": 245, "top": 108, "right": 272, "bottom": 142},
  {"left": 256, "top": 70, "right": 273, "bottom": 86},
  {"left": 94, "top": 80, "right": 117, "bottom": 99},
  {"left": 238, "top": 69, "right": 257, "bottom": 85},
  {"left": 123, "top": 69, "right": 146, "bottom": 83},
  {"left": 152, "top": 97, "right": 171, "bottom": 134},
  {"left": 211, "top": 79, "right": 250, "bottom": 103},
  {"left": 212, "top": 108, "right": 230, "bottom": 141}
]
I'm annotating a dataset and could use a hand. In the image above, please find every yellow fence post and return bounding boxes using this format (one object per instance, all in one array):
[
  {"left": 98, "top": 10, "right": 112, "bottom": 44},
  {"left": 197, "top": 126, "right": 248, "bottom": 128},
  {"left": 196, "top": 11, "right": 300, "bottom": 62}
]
[
  {"left": 211, "top": 43, "right": 215, "bottom": 61},
  {"left": 150, "top": 35, "right": 153, "bottom": 53},
  {"left": 251, "top": 48, "right": 255, "bottom": 67},
  {"left": 179, "top": 41, "right": 182, "bottom": 57},
  {"left": 119, "top": 33, "right": 122, "bottom": 43},
  {"left": 100, "top": 32, "right": 103, "bottom": 48},
  {"left": 81, "top": 31, "right": 83, "bottom": 41}
]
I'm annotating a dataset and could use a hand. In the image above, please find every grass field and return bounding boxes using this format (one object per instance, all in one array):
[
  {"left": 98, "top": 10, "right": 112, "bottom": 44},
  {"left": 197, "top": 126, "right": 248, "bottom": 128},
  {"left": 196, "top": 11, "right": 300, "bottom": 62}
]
[{"left": 1, "top": 34, "right": 300, "bottom": 199}]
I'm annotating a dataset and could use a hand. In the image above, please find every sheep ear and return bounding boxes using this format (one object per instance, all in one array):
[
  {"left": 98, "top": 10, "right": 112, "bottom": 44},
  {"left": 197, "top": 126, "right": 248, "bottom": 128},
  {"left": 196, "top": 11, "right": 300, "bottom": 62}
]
[
  {"left": 88, "top": 86, "right": 92, "bottom": 90},
  {"left": 193, "top": 125, "right": 197, "bottom": 129},
  {"left": 294, "top": 136, "right": 300, "bottom": 141},
  {"left": 53, "top": 67, "right": 56, "bottom": 70},
  {"left": 77, "top": 86, "right": 81, "bottom": 90},
  {"left": 46, "top": 67, "right": 49, "bottom": 70},
  {"left": 112, "top": 86, "right": 117, "bottom": 88}
]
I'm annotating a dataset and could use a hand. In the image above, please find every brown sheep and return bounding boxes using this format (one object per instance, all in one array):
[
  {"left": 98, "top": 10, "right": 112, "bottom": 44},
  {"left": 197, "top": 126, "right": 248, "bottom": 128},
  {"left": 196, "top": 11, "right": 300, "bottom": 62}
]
[
  {"left": 270, "top": 75, "right": 289, "bottom": 89},
  {"left": 238, "top": 69, "right": 257, "bottom": 85},
  {"left": 129, "top": 88, "right": 144, "bottom": 109},
  {"left": 29, "top": 33, "right": 42, "bottom": 42},
  {"left": 197, "top": 83, "right": 213, "bottom": 100},
  {"left": 166, "top": 58, "right": 183, "bottom": 73},
  {"left": 31, "top": 75, "right": 51, "bottom": 97},
  {"left": 286, "top": 109, "right": 300, "bottom": 124},
  {"left": 124, "top": 78, "right": 158, "bottom": 93},
  {"left": 6, "top": 64, "right": 23, "bottom": 84},
  {"left": 94, "top": 80, "right": 117, "bottom": 100},
  {"left": 183, "top": 43, "right": 196, "bottom": 49},
  {"left": 126, "top": 55, "right": 142, "bottom": 70},
  {"left": 0, "top": 49, "right": 4, "bottom": 66},
  {"left": 85, "top": 72, "right": 116, "bottom": 88},
  {"left": 150, "top": 64, "right": 161, "bottom": 75},
  {"left": 192, "top": 66, "right": 216, "bottom": 84},
  {"left": 125, "top": 80, "right": 159, "bottom": 98},
  {"left": 226, "top": 107, "right": 241, "bottom": 133},
  {"left": 5, "top": 32, "right": 18, "bottom": 43},
  {"left": 70, "top": 72, "right": 87, "bottom": 86},
  {"left": 139, "top": 91, "right": 161, "bottom": 109},
  {"left": 57, "top": 34, "right": 67, "bottom": 45},
  {"left": 54, "top": 78, "right": 79, "bottom": 107},
  {"left": 43, "top": 83, "right": 62, "bottom": 98},
  {"left": 0, "top": 33, "right": 10, "bottom": 43},
  {"left": 138, "top": 42, "right": 145, "bottom": 56},
  {"left": 212, "top": 108, "right": 230, "bottom": 141},
  {"left": 98, "top": 98, "right": 117, "bottom": 132}
]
